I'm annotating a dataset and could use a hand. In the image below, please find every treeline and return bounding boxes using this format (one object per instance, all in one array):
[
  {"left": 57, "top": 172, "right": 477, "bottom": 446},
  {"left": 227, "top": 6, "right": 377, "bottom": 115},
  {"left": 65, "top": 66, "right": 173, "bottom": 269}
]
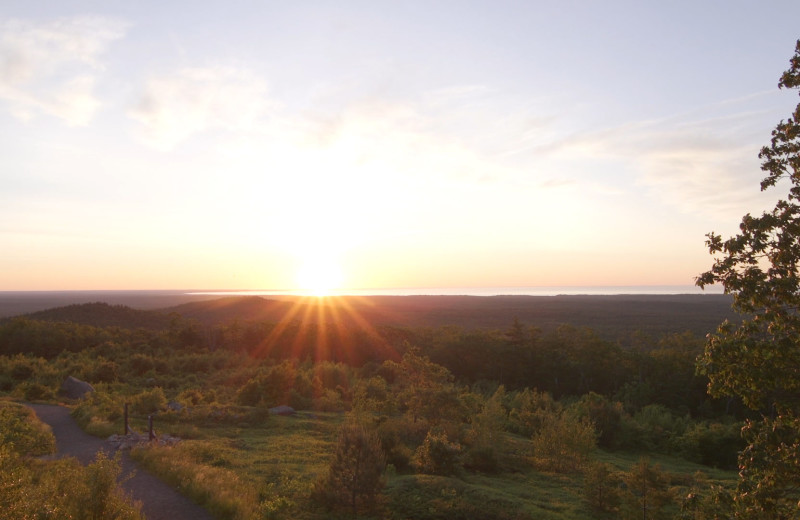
[{"left": 192, "top": 317, "right": 729, "bottom": 419}]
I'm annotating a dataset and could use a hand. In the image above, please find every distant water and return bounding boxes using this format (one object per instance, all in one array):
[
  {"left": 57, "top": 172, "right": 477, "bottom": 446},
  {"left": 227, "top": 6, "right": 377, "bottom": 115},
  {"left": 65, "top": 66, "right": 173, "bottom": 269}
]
[{"left": 188, "top": 285, "right": 725, "bottom": 297}]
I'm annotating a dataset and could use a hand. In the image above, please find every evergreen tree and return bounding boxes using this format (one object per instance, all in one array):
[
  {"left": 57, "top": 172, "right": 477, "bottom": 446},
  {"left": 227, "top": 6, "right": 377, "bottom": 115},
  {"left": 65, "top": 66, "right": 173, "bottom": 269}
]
[
  {"left": 621, "top": 458, "right": 672, "bottom": 520},
  {"left": 315, "top": 423, "right": 386, "bottom": 517}
]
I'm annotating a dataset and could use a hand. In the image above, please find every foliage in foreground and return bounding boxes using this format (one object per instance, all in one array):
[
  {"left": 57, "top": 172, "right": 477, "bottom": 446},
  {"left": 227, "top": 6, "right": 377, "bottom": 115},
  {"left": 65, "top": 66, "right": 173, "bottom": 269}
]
[
  {"left": 0, "top": 400, "right": 56, "bottom": 456},
  {"left": 697, "top": 39, "right": 800, "bottom": 518},
  {"left": 1, "top": 448, "right": 143, "bottom": 520},
  {"left": 0, "top": 401, "right": 142, "bottom": 520}
]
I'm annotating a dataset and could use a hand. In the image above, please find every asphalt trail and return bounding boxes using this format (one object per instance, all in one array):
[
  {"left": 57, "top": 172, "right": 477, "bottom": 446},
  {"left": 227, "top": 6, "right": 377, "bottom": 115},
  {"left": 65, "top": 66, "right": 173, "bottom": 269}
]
[{"left": 28, "top": 403, "right": 215, "bottom": 520}]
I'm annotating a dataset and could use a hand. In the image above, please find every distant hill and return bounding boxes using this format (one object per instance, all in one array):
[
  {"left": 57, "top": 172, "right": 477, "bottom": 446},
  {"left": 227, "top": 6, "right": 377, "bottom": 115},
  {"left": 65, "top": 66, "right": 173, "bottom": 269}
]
[
  {"left": 164, "top": 296, "right": 299, "bottom": 325},
  {"left": 0, "top": 293, "right": 738, "bottom": 344},
  {"left": 14, "top": 302, "right": 176, "bottom": 330}
]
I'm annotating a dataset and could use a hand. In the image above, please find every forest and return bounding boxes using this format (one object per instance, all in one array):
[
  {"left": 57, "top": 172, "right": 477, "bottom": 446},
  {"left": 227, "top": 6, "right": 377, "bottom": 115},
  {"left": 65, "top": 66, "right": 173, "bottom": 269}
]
[{"left": 0, "top": 295, "right": 744, "bottom": 519}]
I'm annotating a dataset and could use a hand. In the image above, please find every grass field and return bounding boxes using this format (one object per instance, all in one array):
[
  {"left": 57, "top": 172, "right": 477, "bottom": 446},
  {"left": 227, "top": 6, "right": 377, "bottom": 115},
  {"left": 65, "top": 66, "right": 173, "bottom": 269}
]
[{"left": 124, "top": 410, "right": 736, "bottom": 520}]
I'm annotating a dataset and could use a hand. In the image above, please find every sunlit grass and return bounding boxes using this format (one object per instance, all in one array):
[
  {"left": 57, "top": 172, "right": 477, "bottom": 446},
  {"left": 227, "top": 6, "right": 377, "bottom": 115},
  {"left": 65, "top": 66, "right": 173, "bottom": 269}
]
[
  {"left": 128, "top": 411, "right": 738, "bottom": 520},
  {"left": 131, "top": 412, "right": 343, "bottom": 519}
]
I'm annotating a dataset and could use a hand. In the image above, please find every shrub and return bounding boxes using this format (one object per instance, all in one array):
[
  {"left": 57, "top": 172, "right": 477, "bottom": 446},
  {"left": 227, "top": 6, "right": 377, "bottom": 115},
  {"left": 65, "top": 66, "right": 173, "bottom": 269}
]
[
  {"left": 314, "top": 423, "right": 386, "bottom": 516},
  {"left": 19, "top": 382, "right": 54, "bottom": 401},
  {"left": 677, "top": 421, "right": 744, "bottom": 470},
  {"left": 413, "top": 430, "right": 463, "bottom": 476},
  {"left": 507, "top": 388, "right": 560, "bottom": 436},
  {"left": 0, "top": 402, "right": 56, "bottom": 456},
  {"left": 9, "top": 360, "right": 35, "bottom": 381},
  {"left": 235, "top": 377, "right": 262, "bottom": 406},
  {"left": 464, "top": 444, "right": 498, "bottom": 473},
  {"left": 377, "top": 416, "right": 429, "bottom": 470},
  {"left": 313, "top": 388, "right": 347, "bottom": 412},
  {"left": 572, "top": 392, "right": 625, "bottom": 450},
  {"left": 530, "top": 410, "right": 596, "bottom": 473},
  {"left": 87, "top": 359, "right": 120, "bottom": 383},
  {"left": 131, "top": 387, "right": 167, "bottom": 415},
  {"left": 235, "top": 361, "right": 300, "bottom": 408},
  {"left": 129, "top": 354, "right": 155, "bottom": 376},
  {"left": 0, "top": 446, "right": 142, "bottom": 520}
]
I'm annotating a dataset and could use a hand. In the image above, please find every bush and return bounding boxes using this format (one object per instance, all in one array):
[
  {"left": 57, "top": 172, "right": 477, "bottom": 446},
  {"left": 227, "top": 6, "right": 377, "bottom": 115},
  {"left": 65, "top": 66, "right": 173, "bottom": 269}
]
[
  {"left": 677, "top": 421, "right": 743, "bottom": 470},
  {"left": 235, "top": 361, "right": 302, "bottom": 408},
  {"left": 572, "top": 392, "right": 625, "bottom": 450},
  {"left": 87, "top": 359, "right": 120, "bottom": 383},
  {"left": 129, "top": 354, "right": 155, "bottom": 376},
  {"left": 0, "top": 401, "right": 56, "bottom": 456},
  {"left": 0, "top": 446, "right": 142, "bottom": 520},
  {"left": 413, "top": 430, "right": 463, "bottom": 476},
  {"left": 313, "top": 388, "right": 347, "bottom": 412},
  {"left": 19, "top": 382, "right": 54, "bottom": 401},
  {"left": 131, "top": 387, "right": 167, "bottom": 415},
  {"left": 464, "top": 444, "right": 498, "bottom": 473},
  {"left": 507, "top": 388, "right": 560, "bottom": 436},
  {"left": 314, "top": 423, "right": 386, "bottom": 516},
  {"left": 530, "top": 410, "right": 596, "bottom": 473},
  {"left": 377, "top": 416, "right": 429, "bottom": 470}
]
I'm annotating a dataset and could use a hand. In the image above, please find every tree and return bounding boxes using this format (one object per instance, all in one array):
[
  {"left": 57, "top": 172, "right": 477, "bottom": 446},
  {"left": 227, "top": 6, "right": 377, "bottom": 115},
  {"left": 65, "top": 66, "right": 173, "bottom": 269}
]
[
  {"left": 314, "top": 423, "right": 386, "bottom": 517},
  {"left": 584, "top": 461, "right": 621, "bottom": 515},
  {"left": 390, "top": 346, "right": 463, "bottom": 425},
  {"left": 696, "top": 40, "right": 800, "bottom": 518},
  {"left": 530, "top": 408, "right": 597, "bottom": 473},
  {"left": 621, "top": 458, "right": 672, "bottom": 520}
]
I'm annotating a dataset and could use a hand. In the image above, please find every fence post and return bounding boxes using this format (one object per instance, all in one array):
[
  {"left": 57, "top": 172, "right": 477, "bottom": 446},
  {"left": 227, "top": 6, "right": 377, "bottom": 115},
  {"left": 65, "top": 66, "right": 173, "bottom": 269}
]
[
  {"left": 124, "top": 403, "right": 129, "bottom": 435},
  {"left": 148, "top": 415, "right": 155, "bottom": 441}
]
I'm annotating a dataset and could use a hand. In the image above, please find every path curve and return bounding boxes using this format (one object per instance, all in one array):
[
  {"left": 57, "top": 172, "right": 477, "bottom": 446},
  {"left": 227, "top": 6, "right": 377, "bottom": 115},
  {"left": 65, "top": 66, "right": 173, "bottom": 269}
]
[{"left": 28, "top": 403, "right": 215, "bottom": 520}]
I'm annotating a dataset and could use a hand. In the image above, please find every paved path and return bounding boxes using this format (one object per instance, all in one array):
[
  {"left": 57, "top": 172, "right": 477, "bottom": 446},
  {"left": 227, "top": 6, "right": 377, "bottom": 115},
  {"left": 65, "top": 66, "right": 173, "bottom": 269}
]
[{"left": 28, "top": 403, "right": 215, "bottom": 520}]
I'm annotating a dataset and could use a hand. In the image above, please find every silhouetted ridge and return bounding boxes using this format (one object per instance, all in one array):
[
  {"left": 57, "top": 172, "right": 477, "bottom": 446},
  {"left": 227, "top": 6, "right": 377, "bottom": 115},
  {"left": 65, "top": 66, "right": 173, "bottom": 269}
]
[
  {"left": 18, "top": 302, "right": 174, "bottom": 330},
  {"left": 164, "top": 296, "right": 300, "bottom": 325}
]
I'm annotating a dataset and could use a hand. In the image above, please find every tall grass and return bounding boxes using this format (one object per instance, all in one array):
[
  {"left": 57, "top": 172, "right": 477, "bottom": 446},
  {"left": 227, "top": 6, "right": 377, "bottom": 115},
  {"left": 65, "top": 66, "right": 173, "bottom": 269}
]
[{"left": 133, "top": 443, "right": 261, "bottom": 520}]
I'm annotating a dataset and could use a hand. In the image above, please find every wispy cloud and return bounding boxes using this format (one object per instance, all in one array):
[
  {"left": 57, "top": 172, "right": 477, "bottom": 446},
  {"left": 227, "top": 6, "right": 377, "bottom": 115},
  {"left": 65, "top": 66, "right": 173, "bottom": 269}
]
[
  {"left": 0, "top": 16, "right": 126, "bottom": 125},
  {"left": 129, "top": 66, "right": 275, "bottom": 150},
  {"left": 545, "top": 99, "right": 783, "bottom": 221}
]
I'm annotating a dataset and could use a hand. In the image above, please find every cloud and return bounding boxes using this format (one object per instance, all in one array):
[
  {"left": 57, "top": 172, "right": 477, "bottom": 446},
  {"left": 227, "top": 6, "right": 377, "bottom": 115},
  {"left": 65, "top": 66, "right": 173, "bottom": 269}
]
[
  {"left": 0, "top": 16, "right": 126, "bottom": 125},
  {"left": 129, "top": 66, "right": 275, "bottom": 150},
  {"left": 545, "top": 99, "right": 783, "bottom": 221}
]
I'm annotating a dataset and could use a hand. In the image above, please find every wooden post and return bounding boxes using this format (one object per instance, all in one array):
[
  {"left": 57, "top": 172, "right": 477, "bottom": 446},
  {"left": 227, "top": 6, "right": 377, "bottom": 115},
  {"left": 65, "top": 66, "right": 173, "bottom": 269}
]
[
  {"left": 124, "top": 403, "right": 129, "bottom": 435},
  {"left": 148, "top": 415, "right": 155, "bottom": 441}
]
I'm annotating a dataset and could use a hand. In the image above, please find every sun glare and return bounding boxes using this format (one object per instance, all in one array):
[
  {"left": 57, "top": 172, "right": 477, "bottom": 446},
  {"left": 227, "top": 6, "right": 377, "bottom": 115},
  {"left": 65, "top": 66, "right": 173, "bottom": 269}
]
[{"left": 296, "top": 258, "right": 343, "bottom": 297}]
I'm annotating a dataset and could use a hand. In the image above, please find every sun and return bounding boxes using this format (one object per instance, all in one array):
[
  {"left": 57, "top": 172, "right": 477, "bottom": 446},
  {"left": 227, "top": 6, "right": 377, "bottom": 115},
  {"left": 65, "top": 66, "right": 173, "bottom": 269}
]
[{"left": 296, "top": 258, "right": 344, "bottom": 297}]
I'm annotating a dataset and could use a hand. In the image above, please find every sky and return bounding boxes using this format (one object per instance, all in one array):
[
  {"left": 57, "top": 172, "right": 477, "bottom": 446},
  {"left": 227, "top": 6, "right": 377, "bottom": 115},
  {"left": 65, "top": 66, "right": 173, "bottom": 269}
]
[{"left": 1, "top": 1, "right": 799, "bottom": 292}]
